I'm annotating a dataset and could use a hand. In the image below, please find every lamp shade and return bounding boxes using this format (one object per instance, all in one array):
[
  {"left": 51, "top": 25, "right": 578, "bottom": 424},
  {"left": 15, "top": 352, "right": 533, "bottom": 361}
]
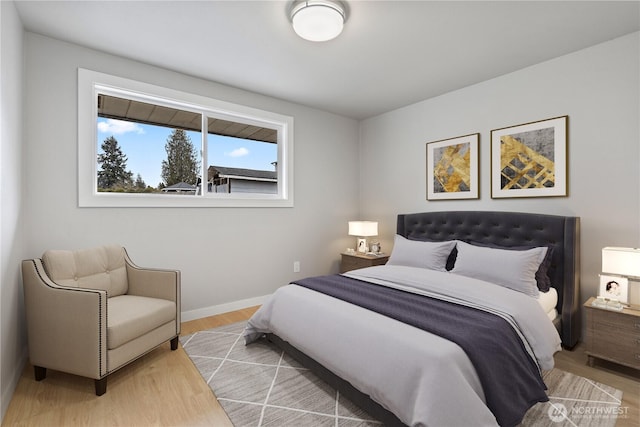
[
  {"left": 602, "top": 247, "right": 640, "bottom": 278},
  {"left": 348, "top": 221, "right": 378, "bottom": 237},
  {"left": 291, "top": 0, "right": 345, "bottom": 42}
]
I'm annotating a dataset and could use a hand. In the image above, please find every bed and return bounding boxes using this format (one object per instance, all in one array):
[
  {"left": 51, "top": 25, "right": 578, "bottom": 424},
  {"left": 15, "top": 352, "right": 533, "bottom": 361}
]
[{"left": 244, "top": 211, "right": 580, "bottom": 426}]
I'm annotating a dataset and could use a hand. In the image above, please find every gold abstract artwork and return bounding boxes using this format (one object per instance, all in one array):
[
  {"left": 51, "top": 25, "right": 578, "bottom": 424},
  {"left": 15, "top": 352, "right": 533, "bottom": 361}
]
[
  {"left": 500, "top": 135, "right": 555, "bottom": 190},
  {"left": 433, "top": 143, "right": 470, "bottom": 193}
]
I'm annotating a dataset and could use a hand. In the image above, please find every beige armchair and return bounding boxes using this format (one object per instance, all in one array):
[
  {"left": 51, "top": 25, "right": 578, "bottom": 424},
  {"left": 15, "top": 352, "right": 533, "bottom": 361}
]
[{"left": 21, "top": 244, "right": 181, "bottom": 395}]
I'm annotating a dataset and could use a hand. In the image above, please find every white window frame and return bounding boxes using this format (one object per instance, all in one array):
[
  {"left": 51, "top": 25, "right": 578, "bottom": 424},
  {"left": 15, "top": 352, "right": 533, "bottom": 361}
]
[{"left": 78, "top": 68, "right": 294, "bottom": 207}]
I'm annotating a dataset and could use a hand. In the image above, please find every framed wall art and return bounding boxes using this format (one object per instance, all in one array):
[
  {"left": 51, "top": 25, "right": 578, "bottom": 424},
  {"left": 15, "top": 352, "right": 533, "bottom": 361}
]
[
  {"left": 426, "top": 133, "right": 479, "bottom": 200},
  {"left": 599, "top": 274, "right": 628, "bottom": 304},
  {"left": 491, "top": 116, "right": 567, "bottom": 198}
]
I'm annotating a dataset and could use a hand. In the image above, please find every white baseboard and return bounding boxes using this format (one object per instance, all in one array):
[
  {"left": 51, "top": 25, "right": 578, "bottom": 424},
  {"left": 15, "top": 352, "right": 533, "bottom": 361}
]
[
  {"left": 1, "top": 347, "right": 27, "bottom": 423},
  {"left": 181, "top": 294, "right": 270, "bottom": 322}
]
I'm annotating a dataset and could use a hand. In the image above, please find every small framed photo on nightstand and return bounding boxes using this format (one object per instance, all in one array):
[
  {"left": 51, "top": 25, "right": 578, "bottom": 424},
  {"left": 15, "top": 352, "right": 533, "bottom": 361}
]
[
  {"left": 357, "top": 238, "right": 367, "bottom": 253},
  {"left": 599, "top": 275, "right": 628, "bottom": 304}
]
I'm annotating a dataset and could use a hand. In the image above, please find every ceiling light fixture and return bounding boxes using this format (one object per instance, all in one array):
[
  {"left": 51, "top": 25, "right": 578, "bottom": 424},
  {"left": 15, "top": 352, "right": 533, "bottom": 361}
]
[{"left": 290, "top": 0, "right": 347, "bottom": 42}]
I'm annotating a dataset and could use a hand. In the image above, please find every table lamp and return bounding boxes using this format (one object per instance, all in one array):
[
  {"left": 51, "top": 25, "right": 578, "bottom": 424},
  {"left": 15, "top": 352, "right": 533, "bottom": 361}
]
[
  {"left": 600, "top": 247, "right": 640, "bottom": 305},
  {"left": 348, "top": 221, "right": 378, "bottom": 253},
  {"left": 602, "top": 247, "right": 640, "bottom": 278}
]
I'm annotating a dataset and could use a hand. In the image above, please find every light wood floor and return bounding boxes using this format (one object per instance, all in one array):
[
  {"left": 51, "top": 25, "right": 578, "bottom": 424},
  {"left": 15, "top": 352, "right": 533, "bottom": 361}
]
[
  {"left": 3, "top": 305, "right": 639, "bottom": 426},
  {"left": 2, "top": 306, "right": 259, "bottom": 427}
]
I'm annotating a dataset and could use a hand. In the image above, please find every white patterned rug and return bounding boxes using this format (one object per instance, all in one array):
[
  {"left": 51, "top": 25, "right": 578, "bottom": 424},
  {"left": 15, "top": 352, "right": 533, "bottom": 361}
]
[{"left": 181, "top": 322, "right": 624, "bottom": 427}]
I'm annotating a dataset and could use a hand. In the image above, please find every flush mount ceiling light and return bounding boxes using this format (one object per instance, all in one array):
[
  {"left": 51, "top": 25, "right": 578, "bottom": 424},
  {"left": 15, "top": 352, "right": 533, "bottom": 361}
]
[{"left": 290, "top": 0, "right": 347, "bottom": 42}]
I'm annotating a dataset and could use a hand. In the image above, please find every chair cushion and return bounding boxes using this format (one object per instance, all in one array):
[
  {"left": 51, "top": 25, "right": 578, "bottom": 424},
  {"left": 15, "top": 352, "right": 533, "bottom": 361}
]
[
  {"left": 42, "top": 245, "right": 128, "bottom": 296},
  {"left": 107, "top": 295, "right": 176, "bottom": 349}
]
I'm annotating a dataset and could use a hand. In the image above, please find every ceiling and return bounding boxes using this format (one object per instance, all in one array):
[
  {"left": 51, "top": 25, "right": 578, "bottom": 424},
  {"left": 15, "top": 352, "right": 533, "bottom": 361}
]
[{"left": 14, "top": 1, "right": 640, "bottom": 120}]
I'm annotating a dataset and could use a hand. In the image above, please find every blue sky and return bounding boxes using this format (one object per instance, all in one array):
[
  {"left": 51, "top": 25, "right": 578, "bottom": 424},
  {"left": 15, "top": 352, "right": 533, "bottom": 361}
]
[{"left": 97, "top": 118, "right": 277, "bottom": 187}]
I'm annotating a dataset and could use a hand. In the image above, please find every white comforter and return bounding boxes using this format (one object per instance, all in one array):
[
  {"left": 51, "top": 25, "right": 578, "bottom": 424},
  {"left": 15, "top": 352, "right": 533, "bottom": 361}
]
[{"left": 244, "top": 265, "right": 562, "bottom": 427}]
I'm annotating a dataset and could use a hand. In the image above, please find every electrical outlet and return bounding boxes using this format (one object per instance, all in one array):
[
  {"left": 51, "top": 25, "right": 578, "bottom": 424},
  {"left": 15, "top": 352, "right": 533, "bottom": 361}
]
[{"left": 293, "top": 261, "right": 300, "bottom": 273}]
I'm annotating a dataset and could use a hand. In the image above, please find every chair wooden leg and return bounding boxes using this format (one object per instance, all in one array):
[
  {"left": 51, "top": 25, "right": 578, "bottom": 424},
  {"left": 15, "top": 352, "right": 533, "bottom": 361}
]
[
  {"left": 95, "top": 377, "right": 107, "bottom": 396},
  {"left": 170, "top": 336, "right": 179, "bottom": 350},
  {"left": 34, "top": 366, "right": 46, "bottom": 381}
]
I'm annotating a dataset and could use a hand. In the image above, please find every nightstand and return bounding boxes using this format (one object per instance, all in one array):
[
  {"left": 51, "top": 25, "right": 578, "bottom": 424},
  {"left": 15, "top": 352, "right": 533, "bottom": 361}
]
[
  {"left": 584, "top": 297, "right": 640, "bottom": 370},
  {"left": 340, "top": 252, "right": 389, "bottom": 273}
]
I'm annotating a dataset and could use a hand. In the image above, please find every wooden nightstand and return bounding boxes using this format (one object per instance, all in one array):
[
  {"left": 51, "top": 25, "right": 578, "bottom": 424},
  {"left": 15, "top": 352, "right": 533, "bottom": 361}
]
[
  {"left": 584, "top": 297, "right": 640, "bottom": 370},
  {"left": 340, "top": 252, "right": 389, "bottom": 273}
]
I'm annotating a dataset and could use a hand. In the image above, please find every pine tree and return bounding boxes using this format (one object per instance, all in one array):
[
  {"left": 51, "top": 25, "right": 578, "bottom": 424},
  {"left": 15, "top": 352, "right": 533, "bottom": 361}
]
[
  {"left": 134, "top": 173, "right": 146, "bottom": 190},
  {"left": 97, "top": 136, "right": 133, "bottom": 190},
  {"left": 161, "top": 129, "right": 200, "bottom": 186}
]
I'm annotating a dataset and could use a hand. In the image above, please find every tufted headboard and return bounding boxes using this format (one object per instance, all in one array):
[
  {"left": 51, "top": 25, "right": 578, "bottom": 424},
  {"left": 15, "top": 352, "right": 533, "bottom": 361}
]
[{"left": 397, "top": 211, "right": 581, "bottom": 349}]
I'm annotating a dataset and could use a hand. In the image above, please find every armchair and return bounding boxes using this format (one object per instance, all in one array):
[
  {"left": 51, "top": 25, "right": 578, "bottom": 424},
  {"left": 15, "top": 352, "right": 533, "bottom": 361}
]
[{"left": 21, "top": 244, "right": 181, "bottom": 395}]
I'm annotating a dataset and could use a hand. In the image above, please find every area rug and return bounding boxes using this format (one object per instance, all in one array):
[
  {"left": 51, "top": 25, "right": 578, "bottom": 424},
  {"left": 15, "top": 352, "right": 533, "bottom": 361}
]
[{"left": 181, "top": 322, "right": 624, "bottom": 427}]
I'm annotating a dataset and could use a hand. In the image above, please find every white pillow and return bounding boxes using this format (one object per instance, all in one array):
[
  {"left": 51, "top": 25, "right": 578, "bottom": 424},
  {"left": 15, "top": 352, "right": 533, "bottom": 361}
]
[
  {"left": 451, "top": 241, "right": 547, "bottom": 297},
  {"left": 387, "top": 235, "right": 456, "bottom": 271}
]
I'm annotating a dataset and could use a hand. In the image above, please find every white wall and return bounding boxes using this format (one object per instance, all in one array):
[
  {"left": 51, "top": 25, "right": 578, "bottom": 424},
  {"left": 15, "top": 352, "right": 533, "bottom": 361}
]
[
  {"left": 23, "top": 33, "right": 360, "bottom": 320},
  {"left": 0, "top": 0, "right": 27, "bottom": 420},
  {"left": 360, "top": 32, "right": 640, "bottom": 319}
]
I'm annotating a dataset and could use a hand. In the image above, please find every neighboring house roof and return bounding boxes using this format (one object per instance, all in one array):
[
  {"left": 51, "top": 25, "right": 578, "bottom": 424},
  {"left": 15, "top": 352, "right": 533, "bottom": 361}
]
[
  {"left": 208, "top": 166, "right": 277, "bottom": 182},
  {"left": 162, "top": 182, "right": 196, "bottom": 192}
]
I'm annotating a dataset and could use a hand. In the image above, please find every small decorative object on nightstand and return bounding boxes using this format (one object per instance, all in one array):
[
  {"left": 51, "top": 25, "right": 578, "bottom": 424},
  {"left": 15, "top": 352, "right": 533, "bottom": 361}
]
[
  {"left": 340, "top": 252, "right": 389, "bottom": 273},
  {"left": 584, "top": 297, "right": 640, "bottom": 370}
]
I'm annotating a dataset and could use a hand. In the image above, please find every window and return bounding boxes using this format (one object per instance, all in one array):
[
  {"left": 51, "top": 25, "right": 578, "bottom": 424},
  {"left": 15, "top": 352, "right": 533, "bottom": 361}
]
[{"left": 78, "top": 69, "right": 293, "bottom": 207}]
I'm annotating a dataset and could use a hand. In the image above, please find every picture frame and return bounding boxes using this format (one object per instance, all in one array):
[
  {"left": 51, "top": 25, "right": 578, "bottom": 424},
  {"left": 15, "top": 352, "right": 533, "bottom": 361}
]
[
  {"left": 426, "top": 133, "right": 479, "bottom": 200},
  {"left": 599, "top": 275, "right": 629, "bottom": 304},
  {"left": 491, "top": 115, "right": 567, "bottom": 198},
  {"left": 357, "top": 238, "right": 367, "bottom": 253}
]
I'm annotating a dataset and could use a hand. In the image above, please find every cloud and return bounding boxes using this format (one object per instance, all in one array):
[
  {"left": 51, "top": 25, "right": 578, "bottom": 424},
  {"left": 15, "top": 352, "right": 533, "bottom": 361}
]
[
  {"left": 97, "top": 119, "right": 145, "bottom": 135},
  {"left": 226, "top": 147, "right": 249, "bottom": 157}
]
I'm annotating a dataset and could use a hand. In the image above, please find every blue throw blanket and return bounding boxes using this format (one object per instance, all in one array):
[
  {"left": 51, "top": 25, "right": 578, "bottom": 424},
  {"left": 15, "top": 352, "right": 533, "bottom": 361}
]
[{"left": 294, "top": 274, "right": 548, "bottom": 427}]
